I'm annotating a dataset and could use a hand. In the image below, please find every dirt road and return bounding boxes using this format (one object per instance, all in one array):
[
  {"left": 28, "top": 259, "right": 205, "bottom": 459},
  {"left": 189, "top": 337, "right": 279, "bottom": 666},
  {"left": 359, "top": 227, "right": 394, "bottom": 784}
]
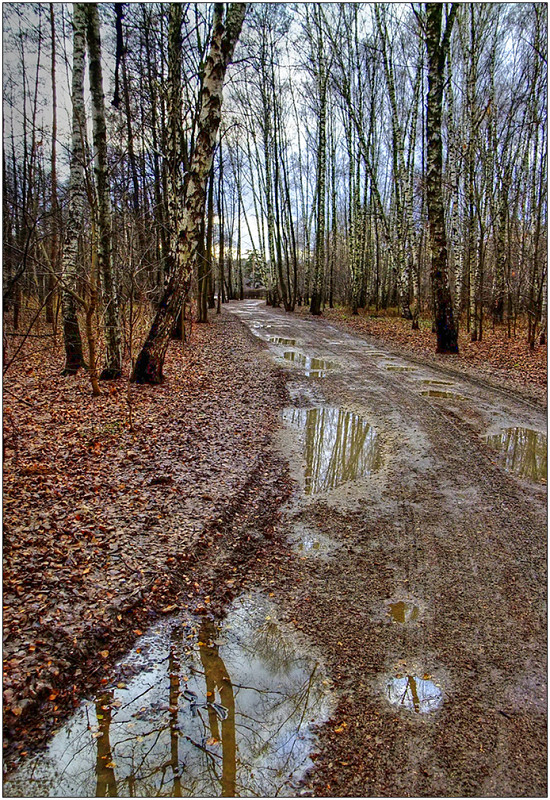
[{"left": 229, "top": 300, "right": 547, "bottom": 797}]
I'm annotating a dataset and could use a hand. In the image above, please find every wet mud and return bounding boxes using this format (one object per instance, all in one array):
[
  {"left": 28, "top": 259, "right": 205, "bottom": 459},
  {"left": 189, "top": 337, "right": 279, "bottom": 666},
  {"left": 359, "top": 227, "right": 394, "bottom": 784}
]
[{"left": 227, "top": 299, "right": 547, "bottom": 798}]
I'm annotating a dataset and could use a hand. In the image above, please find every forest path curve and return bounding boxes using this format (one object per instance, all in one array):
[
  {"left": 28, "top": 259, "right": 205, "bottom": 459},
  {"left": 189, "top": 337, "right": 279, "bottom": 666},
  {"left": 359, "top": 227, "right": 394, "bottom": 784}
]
[{"left": 227, "top": 299, "right": 547, "bottom": 798}]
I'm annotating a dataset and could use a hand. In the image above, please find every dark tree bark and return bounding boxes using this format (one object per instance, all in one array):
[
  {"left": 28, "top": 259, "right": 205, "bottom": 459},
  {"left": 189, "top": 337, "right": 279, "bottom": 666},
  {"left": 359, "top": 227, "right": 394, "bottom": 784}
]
[
  {"left": 132, "top": 3, "right": 248, "bottom": 384},
  {"left": 425, "top": 3, "right": 459, "bottom": 354},
  {"left": 60, "top": 3, "right": 87, "bottom": 375},
  {"left": 197, "top": 166, "right": 214, "bottom": 323}
]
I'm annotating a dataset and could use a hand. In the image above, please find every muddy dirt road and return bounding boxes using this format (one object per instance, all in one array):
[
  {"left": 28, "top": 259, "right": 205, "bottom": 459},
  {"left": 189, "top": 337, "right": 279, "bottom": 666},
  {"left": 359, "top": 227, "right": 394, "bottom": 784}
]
[
  {"left": 230, "top": 299, "right": 547, "bottom": 797},
  {"left": 5, "top": 300, "right": 546, "bottom": 797}
]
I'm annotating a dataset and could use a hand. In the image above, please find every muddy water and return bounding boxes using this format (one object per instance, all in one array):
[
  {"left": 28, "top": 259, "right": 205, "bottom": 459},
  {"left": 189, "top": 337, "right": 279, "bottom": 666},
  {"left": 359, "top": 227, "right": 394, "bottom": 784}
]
[
  {"left": 421, "top": 389, "right": 465, "bottom": 400},
  {"left": 486, "top": 427, "right": 547, "bottom": 482},
  {"left": 386, "top": 365, "right": 416, "bottom": 372},
  {"left": 282, "top": 351, "right": 337, "bottom": 377},
  {"left": 388, "top": 601, "right": 419, "bottom": 623},
  {"left": 283, "top": 406, "right": 381, "bottom": 494},
  {"left": 4, "top": 594, "right": 334, "bottom": 798},
  {"left": 385, "top": 676, "right": 443, "bottom": 714}
]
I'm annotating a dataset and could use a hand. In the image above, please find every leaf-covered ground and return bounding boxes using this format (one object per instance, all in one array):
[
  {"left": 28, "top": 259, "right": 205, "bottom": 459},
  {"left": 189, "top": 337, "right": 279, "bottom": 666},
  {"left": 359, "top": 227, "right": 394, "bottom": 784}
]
[
  {"left": 3, "top": 312, "right": 290, "bottom": 771},
  {"left": 297, "top": 306, "right": 547, "bottom": 399},
  {"left": 3, "top": 301, "right": 546, "bottom": 790}
]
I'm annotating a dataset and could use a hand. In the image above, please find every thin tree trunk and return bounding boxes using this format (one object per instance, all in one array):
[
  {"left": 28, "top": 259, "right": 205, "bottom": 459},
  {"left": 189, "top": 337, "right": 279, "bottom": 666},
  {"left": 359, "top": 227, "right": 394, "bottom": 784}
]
[
  {"left": 85, "top": 3, "right": 122, "bottom": 379},
  {"left": 310, "top": 8, "right": 327, "bottom": 316},
  {"left": 46, "top": 3, "right": 58, "bottom": 326}
]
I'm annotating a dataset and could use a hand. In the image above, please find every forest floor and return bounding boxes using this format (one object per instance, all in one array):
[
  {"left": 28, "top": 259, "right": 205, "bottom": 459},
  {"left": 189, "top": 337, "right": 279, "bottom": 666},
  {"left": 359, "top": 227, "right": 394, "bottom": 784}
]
[
  {"left": 3, "top": 312, "right": 291, "bottom": 773},
  {"left": 3, "top": 301, "right": 547, "bottom": 797}
]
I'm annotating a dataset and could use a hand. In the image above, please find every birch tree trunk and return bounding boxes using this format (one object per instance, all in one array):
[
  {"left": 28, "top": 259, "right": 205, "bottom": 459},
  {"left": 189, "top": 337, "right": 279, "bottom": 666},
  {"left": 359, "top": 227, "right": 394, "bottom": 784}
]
[
  {"left": 85, "top": 3, "right": 122, "bottom": 379},
  {"left": 309, "top": 6, "right": 327, "bottom": 316},
  {"left": 425, "top": 3, "right": 459, "bottom": 354},
  {"left": 132, "top": 3, "right": 247, "bottom": 384},
  {"left": 46, "top": 2, "right": 57, "bottom": 326},
  {"left": 60, "top": 3, "right": 86, "bottom": 375}
]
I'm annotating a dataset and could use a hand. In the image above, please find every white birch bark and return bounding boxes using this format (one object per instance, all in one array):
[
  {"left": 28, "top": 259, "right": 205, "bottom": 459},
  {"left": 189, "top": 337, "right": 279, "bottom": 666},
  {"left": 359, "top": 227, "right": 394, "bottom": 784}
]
[
  {"left": 85, "top": 3, "right": 122, "bottom": 379},
  {"left": 132, "top": 3, "right": 248, "bottom": 384},
  {"left": 60, "top": 3, "right": 86, "bottom": 374}
]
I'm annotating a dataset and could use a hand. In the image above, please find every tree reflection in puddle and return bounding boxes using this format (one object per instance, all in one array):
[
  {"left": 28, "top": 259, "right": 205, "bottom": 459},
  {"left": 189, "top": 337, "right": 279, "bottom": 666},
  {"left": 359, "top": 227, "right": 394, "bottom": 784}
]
[
  {"left": 283, "top": 406, "right": 381, "bottom": 494},
  {"left": 4, "top": 594, "right": 333, "bottom": 798},
  {"left": 388, "top": 601, "right": 419, "bottom": 624},
  {"left": 385, "top": 675, "right": 443, "bottom": 714},
  {"left": 282, "top": 351, "right": 336, "bottom": 377},
  {"left": 269, "top": 336, "right": 297, "bottom": 347},
  {"left": 486, "top": 427, "right": 547, "bottom": 483}
]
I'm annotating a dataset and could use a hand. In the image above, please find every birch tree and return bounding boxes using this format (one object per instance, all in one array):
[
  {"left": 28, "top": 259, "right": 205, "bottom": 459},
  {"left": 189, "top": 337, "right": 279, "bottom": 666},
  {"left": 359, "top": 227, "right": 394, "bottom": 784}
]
[
  {"left": 85, "top": 3, "right": 122, "bottom": 379},
  {"left": 132, "top": 3, "right": 247, "bottom": 384},
  {"left": 60, "top": 2, "right": 86, "bottom": 374},
  {"left": 425, "top": 2, "right": 459, "bottom": 353}
]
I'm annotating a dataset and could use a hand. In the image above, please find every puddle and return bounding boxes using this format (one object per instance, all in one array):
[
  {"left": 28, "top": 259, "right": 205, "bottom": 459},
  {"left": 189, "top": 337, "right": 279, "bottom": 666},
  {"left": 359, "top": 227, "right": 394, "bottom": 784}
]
[
  {"left": 385, "top": 675, "right": 443, "bottom": 714},
  {"left": 388, "top": 601, "right": 419, "bottom": 623},
  {"left": 386, "top": 366, "right": 416, "bottom": 372},
  {"left": 283, "top": 406, "right": 381, "bottom": 494},
  {"left": 421, "top": 390, "right": 464, "bottom": 400},
  {"left": 421, "top": 379, "right": 454, "bottom": 387},
  {"left": 486, "top": 427, "right": 547, "bottom": 483},
  {"left": 365, "top": 352, "right": 396, "bottom": 358},
  {"left": 269, "top": 336, "right": 297, "bottom": 347},
  {"left": 282, "top": 351, "right": 337, "bottom": 378},
  {"left": 289, "top": 524, "right": 336, "bottom": 556},
  {"left": 4, "top": 594, "right": 334, "bottom": 798}
]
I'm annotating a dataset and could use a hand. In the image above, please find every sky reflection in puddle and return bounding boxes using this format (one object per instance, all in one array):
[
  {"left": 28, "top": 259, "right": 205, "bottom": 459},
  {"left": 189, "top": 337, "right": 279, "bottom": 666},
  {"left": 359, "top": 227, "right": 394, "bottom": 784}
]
[
  {"left": 385, "top": 675, "right": 442, "bottom": 713},
  {"left": 486, "top": 427, "right": 547, "bottom": 482},
  {"left": 4, "top": 594, "right": 333, "bottom": 798},
  {"left": 283, "top": 406, "right": 381, "bottom": 494}
]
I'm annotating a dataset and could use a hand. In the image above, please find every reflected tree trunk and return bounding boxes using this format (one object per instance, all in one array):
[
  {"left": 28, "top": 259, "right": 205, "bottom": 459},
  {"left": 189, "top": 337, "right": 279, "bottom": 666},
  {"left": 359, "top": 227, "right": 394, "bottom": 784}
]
[
  {"left": 95, "top": 691, "right": 118, "bottom": 797},
  {"left": 199, "top": 621, "right": 236, "bottom": 798}
]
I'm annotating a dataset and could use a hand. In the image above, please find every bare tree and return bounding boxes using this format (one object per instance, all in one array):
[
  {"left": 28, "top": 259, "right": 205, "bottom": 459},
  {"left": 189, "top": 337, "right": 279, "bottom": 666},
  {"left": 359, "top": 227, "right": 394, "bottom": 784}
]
[
  {"left": 425, "top": 3, "right": 459, "bottom": 353},
  {"left": 132, "top": 3, "right": 247, "bottom": 384},
  {"left": 85, "top": 3, "right": 122, "bottom": 379}
]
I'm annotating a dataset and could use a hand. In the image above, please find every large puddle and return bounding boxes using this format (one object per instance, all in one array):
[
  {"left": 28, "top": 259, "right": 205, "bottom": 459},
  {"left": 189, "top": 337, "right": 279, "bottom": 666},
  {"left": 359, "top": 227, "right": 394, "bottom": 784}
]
[
  {"left": 486, "top": 427, "right": 547, "bottom": 483},
  {"left": 282, "top": 352, "right": 336, "bottom": 378},
  {"left": 4, "top": 594, "right": 334, "bottom": 798},
  {"left": 283, "top": 406, "right": 381, "bottom": 494}
]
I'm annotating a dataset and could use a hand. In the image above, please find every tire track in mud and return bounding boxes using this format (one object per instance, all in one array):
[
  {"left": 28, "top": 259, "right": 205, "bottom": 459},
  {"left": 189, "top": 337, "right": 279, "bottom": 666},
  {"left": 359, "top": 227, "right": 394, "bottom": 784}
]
[{"left": 229, "top": 300, "right": 547, "bottom": 798}]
